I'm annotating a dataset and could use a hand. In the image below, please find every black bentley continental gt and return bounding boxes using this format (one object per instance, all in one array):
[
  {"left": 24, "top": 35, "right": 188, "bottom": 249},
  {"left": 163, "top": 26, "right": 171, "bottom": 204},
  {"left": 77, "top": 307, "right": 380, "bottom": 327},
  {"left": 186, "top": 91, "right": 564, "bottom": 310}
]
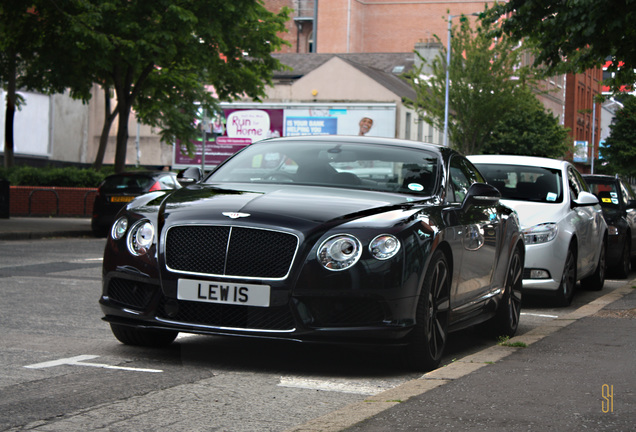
[{"left": 100, "top": 135, "right": 524, "bottom": 371}]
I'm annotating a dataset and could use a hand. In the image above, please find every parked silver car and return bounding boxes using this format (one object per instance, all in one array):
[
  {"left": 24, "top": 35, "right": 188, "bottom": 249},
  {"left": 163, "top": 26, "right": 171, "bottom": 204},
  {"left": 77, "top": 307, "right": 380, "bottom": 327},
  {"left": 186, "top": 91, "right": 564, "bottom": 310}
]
[{"left": 469, "top": 155, "right": 607, "bottom": 306}]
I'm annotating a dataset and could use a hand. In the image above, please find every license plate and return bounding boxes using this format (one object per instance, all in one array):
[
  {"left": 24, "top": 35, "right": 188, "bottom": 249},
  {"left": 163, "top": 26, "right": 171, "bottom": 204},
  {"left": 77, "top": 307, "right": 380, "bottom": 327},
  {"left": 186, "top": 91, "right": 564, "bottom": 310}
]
[
  {"left": 177, "top": 279, "right": 270, "bottom": 307},
  {"left": 110, "top": 196, "right": 135, "bottom": 203}
]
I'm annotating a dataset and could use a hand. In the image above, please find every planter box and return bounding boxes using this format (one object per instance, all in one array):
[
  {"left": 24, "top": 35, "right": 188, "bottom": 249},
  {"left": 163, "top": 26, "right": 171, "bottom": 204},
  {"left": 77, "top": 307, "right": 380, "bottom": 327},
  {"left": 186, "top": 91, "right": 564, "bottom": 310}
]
[{"left": 10, "top": 186, "right": 98, "bottom": 217}]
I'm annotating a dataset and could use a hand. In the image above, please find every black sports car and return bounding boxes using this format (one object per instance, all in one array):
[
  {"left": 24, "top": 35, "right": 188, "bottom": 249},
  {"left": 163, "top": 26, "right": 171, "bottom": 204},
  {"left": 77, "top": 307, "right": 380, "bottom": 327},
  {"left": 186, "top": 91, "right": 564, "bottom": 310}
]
[{"left": 100, "top": 135, "right": 524, "bottom": 371}]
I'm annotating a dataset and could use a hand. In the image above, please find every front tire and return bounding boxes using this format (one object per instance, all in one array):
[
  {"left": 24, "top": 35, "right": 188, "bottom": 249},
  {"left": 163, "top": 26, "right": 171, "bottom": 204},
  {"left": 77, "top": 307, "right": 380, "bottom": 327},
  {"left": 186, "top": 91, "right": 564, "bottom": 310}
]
[
  {"left": 110, "top": 323, "right": 178, "bottom": 347},
  {"left": 556, "top": 246, "right": 577, "bottom": 306},
  {"left": 406, "top": 250, "right": 451, "bottom": 371},
  {"left": 614, "top": 239, "right": 631, "bottom": 279}
]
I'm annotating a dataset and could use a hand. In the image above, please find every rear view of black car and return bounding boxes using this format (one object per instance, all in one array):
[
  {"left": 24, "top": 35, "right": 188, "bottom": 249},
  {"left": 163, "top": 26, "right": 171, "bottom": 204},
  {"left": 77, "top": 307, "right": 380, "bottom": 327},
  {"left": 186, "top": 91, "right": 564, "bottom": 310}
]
[
  {"left": 583, "top": 174, "right": 636, "bottom": 278},
  {"left": 91, "top": 171, "right": 180, "bottom": 237}
]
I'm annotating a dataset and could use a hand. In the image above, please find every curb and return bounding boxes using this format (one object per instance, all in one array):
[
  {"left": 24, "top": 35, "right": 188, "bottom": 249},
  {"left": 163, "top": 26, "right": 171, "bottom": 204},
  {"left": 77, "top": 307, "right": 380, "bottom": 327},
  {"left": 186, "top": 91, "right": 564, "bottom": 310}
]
[{"left": 283, "top": 282, "right": 636, "bottom": 432}]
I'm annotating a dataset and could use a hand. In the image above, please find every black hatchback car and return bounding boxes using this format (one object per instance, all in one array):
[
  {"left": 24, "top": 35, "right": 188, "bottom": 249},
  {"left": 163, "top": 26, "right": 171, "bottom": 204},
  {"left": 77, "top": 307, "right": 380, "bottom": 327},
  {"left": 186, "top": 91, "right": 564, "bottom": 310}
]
[
  {"left": 99, "top": 135, "right": 525, "bottom": 371},
  {"left": 91, "top": 171, "right": 180, "bottom": 237},
  {"left": 583, "top": 174, "right": 636, "bottom": 278}
]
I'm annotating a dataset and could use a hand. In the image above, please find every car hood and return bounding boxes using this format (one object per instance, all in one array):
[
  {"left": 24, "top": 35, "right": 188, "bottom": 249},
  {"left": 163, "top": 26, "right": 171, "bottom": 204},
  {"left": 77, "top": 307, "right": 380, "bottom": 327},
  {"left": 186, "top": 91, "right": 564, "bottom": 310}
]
[
  {"left": 500, "top": 199, "right": 567, "bottom": 228},
  {"left": 145, "top": 183, "right": 425, "bottom": 231}
]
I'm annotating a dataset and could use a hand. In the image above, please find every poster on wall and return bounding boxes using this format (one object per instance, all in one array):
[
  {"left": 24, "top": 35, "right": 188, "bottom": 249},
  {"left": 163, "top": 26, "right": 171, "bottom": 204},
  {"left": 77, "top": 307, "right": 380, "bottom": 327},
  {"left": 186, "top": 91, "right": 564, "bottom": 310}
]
[
  {"left": 573, "top": 140, "right": 589, "bottom": 163},
  {"left": 173, "top": 108, "right": 284, "bottom": 169}
]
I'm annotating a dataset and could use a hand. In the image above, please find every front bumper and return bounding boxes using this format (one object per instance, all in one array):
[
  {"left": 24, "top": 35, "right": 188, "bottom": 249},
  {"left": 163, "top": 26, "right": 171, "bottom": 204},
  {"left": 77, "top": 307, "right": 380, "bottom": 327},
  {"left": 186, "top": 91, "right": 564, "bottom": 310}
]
[{"left": 100, "top": 272, "right": 416, "bottom": 345}]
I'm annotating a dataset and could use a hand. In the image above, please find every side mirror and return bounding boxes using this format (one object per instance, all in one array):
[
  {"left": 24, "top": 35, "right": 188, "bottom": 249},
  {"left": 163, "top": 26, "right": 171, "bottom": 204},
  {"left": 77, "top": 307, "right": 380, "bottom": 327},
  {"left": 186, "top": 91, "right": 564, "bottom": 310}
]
[
  {"left": 177, "top": 167, "right": 203, "bottom": 186},
  {"left": 461, "top": 182, "right": 501, "bottom": 210},
  {"left": 572, "top": 191, "right": 599, "bottom": 207}
]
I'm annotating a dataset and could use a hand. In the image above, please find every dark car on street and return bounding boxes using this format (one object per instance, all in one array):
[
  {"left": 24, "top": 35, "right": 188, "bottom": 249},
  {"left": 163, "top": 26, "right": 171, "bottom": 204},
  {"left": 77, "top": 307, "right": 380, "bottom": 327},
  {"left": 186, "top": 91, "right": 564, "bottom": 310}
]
[
  {"left": 99, "top": 135, "right": 525, "bottom": 371},
  {"left": 91, "top": 171, "right": 180, "bottom": 237},
  {"left": 583, "top": 174, "right": 636, "bottom": 278}
]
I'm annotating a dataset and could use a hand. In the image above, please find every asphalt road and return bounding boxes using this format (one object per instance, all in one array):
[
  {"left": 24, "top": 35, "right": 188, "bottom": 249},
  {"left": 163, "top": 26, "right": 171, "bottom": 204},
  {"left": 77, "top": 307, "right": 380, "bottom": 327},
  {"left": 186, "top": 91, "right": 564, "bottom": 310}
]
[{"left": 0, "top": 237, "right": 629, "bottom": 431}]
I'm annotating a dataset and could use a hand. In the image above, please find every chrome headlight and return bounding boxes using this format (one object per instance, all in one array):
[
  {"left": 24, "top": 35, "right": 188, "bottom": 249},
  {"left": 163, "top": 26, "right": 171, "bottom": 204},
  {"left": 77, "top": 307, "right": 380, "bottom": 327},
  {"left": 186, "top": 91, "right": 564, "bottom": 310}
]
[
  {"left": 317, "top": 234, "right": 362, "bottom": 271},
  {"left": 522, "top": 223, "right": 558, "bottom": 245},
  {"left": 127, "top": 220, "right": 155, "bottom": 256},
  {"left": 111, "top": 217, "right": 128, "bottom": 240},
  {"left": 369, "top": 234, "right": 401, "bottom": 260}
]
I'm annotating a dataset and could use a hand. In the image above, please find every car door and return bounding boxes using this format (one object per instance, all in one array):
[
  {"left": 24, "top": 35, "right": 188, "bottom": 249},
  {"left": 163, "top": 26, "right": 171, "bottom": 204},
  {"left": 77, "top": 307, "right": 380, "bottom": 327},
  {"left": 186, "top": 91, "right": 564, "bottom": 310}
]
[
  {"left": 567, "top": 166, "right": 600, "bottom": 276},
  {"left": 447, "top": 155, "right": 500, "bottom": 308}
]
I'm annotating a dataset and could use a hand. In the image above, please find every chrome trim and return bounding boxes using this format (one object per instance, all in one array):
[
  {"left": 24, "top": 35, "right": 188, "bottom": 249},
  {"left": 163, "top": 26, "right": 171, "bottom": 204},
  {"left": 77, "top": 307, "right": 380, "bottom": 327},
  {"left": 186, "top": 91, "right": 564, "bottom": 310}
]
[{"left": 163, "top": 223, "right": 301, "bottom": 281}]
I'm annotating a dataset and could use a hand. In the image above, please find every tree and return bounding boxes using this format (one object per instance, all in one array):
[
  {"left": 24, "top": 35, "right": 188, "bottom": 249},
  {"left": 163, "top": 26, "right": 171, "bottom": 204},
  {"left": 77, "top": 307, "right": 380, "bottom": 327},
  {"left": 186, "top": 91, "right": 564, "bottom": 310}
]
[
  {"left": 600, "top": 95, "right": 636, "bottom": 177},
  {"left": 480, "top": 87, "right": 571, "bottom": 158},
  {"left": 0, "top": 1, "right": 92, "bottom": 169},
  {"left": 60, "top": 0, "right": 290, "bottom": 173},
  {"left": 484, "top": 1, "right": 636, "bottom": 94},
  {"left": 404, "top": 14, "right": 536, "bottom": 155}
]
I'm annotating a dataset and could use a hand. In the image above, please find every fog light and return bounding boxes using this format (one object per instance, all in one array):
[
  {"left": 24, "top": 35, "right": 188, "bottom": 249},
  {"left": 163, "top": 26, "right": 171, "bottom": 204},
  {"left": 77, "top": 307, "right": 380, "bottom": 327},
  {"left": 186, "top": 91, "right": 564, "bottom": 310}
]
[{"left": 528, "top": 269, "right": 550, "bottom": 279}]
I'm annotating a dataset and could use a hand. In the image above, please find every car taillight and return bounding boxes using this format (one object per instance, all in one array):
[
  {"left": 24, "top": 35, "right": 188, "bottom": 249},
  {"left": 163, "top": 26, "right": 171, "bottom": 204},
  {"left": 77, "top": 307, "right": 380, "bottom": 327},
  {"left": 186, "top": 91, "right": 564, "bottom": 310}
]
[{"left": 148, "top": 181, "right": 161, "bottom": 192}]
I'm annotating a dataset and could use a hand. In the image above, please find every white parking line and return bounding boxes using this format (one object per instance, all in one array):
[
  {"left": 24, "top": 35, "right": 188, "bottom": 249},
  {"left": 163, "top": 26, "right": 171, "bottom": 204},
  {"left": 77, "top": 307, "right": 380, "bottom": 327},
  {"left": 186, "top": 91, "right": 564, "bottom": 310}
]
[
  {"left": 278, "top": 376, "right": 387, "bottom": 395},
  {"left": 521, "top": 312, "right": 559, "bottom": 318},
  {"left": 24, "top": 355, "right": 163, "bottom": 373}
]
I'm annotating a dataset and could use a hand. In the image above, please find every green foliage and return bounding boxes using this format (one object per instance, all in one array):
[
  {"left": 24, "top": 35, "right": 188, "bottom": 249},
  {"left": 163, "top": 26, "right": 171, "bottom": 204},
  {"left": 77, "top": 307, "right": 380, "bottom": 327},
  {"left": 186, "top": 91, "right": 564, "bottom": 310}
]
[
  {"left": 601, "top": 95, "right": 636, "bottom": 177},
  {"left": 404, "top": 14, "right": 538, "bottom": 155},
  {"left": 480, "top": 88, "right": 571, "bottom": 158},
  {"left": 484, "top": 1, "right": 636, "bottom": 95},
  {"left": 0, "top": 166, "right": 110, "bottom": 187}
]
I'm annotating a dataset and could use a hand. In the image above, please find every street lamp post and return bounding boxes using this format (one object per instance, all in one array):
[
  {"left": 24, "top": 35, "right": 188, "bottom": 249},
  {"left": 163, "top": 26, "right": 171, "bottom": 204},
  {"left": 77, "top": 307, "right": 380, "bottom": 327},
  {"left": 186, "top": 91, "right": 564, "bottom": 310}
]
[{"left": 443, "top": 12, "right": 480, "bottom": 147}]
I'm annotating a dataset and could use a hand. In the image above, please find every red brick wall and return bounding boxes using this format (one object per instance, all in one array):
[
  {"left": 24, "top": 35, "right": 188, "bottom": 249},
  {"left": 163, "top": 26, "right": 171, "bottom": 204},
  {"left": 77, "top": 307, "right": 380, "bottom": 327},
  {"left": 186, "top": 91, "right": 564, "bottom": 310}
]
[{"left": 10, "top": 186, "right": 97, "bottom": 217}]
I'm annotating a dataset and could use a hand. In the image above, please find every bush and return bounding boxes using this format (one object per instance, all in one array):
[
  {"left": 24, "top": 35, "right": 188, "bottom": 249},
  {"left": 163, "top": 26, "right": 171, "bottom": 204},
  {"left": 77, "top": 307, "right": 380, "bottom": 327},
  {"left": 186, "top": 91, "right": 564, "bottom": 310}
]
[{"left": 0, "top": 166, "right": 111, "bottom": 187}]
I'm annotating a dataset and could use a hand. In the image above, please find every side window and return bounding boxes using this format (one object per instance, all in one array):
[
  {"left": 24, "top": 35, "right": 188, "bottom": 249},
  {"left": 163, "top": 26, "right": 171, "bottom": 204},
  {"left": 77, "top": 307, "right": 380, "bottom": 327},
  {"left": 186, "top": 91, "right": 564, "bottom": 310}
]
[
  {"left": 448, "top": 156, "right": 482, "bottom": 203},
  {"left": 567, "top": 167, "right": 584, "bottom": 200}
]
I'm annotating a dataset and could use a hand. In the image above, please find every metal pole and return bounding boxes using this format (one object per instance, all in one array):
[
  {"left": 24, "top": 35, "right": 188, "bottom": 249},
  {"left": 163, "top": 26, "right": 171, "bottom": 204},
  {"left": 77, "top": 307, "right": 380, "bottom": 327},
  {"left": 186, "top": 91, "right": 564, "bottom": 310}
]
[
  {"left": 591, "top": 102, "right": 596, "bottom": 174},
  {"left": 443, "top": 15, "right": 452, "bottom": 147},
  {"left": 313, "top": 0, "right": 318, "bottom": 53}
]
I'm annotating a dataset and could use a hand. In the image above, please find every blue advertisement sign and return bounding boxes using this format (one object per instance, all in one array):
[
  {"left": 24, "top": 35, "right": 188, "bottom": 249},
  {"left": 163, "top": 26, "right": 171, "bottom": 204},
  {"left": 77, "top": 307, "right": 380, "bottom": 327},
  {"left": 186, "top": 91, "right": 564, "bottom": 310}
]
[{"left": 285, "top": 117, "right": 338, "bottom": 136}]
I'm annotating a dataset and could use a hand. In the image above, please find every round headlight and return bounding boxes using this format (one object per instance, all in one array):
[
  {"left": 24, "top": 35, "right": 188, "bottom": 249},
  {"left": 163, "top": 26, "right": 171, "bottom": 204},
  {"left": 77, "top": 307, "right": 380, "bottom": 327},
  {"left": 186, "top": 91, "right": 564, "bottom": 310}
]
[
  {"left": 111, "top": 217, "right": 128, "bottom": 240},
  {"left": 369, "top": 234, "right": 401, "bottom": 260},
  {"left": 128, "top": 220, "right": 155, "bottom": 255},
  {"left": 317, "top": 234, "right": 362, "bottom": 271}
]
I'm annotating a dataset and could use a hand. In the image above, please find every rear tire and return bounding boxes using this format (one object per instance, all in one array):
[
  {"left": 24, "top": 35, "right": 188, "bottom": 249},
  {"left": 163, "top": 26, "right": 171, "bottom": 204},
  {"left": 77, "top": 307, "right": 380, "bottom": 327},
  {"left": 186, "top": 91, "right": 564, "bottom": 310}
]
[
  {"left": 406, "top": 250, "right": 450, "bottom": 371},
  {"left": 491, "top": 246, "right": 523, "bottom": 337},
  {"left": 615, "top": 239, "right": 631, "bottom": 279},
  {"left": 110, "top": 323, "right": 178, "bottom": 347}
]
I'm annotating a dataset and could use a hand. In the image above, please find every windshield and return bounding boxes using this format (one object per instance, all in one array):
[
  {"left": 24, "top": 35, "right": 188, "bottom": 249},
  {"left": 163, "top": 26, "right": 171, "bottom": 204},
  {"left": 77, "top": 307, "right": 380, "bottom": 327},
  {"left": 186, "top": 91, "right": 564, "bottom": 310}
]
[
  {"left": 205, "top": 140, "right": 440, "bottom": 196},
  {"left": 474, "top": 163, "right": 563, "bottom": 203}
]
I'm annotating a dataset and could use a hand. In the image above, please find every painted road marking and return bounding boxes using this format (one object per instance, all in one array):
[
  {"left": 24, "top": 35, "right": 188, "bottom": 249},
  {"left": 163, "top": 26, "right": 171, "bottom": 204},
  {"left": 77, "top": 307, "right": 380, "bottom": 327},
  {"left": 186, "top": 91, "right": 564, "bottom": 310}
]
[
  {"left": 521, "top": 312, "right": 559, "bottom": 318},
  {"left": 278, "top": 376, "right": 387, "bottom": 395},
  {"left": 25, "top": 355, "right": 163, "bottom": 373}
]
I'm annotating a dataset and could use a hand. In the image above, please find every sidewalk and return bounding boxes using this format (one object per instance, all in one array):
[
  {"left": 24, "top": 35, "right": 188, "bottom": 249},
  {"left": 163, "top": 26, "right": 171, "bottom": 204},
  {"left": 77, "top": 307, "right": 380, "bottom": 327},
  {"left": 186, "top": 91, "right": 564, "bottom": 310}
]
[
  {"left": 0, "top": 216, "right": 93, "bottom": 240},
  {"left": 288, "top": 285, "right": 636, "bottom": 432}
]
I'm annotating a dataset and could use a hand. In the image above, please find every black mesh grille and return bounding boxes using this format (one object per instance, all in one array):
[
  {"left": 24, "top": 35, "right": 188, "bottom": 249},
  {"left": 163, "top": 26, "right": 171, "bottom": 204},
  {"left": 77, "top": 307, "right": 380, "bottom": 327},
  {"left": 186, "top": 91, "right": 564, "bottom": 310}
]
[
  {"left": 107, "top": 278, "right": 157, "bottom": 310},
  {"left": 158, "top": 298, "right": 294, "bottom": 330},
  {"left": 166, "top": 225, "right": 298, "bottom": 279}
]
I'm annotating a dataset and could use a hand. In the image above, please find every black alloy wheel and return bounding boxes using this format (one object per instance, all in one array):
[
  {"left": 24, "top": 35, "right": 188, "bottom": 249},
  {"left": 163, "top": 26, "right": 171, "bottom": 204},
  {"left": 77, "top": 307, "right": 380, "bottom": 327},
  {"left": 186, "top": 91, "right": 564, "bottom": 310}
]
[
  {"left": 492, "top": 246, "right": 523, "bottom": 337},
  {"left": 406, "top": 250, "right": 451, "bottom": 371},
  {"left": 616, "top": 239, "right": 631, "bottom": 279}
]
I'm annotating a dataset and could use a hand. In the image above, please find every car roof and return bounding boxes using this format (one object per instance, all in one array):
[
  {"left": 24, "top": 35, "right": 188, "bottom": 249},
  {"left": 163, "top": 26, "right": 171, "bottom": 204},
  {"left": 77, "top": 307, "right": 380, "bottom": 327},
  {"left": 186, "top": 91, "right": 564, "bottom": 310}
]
[{"left": 467, "top": 154, "right": 568, "bottom": 170}]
